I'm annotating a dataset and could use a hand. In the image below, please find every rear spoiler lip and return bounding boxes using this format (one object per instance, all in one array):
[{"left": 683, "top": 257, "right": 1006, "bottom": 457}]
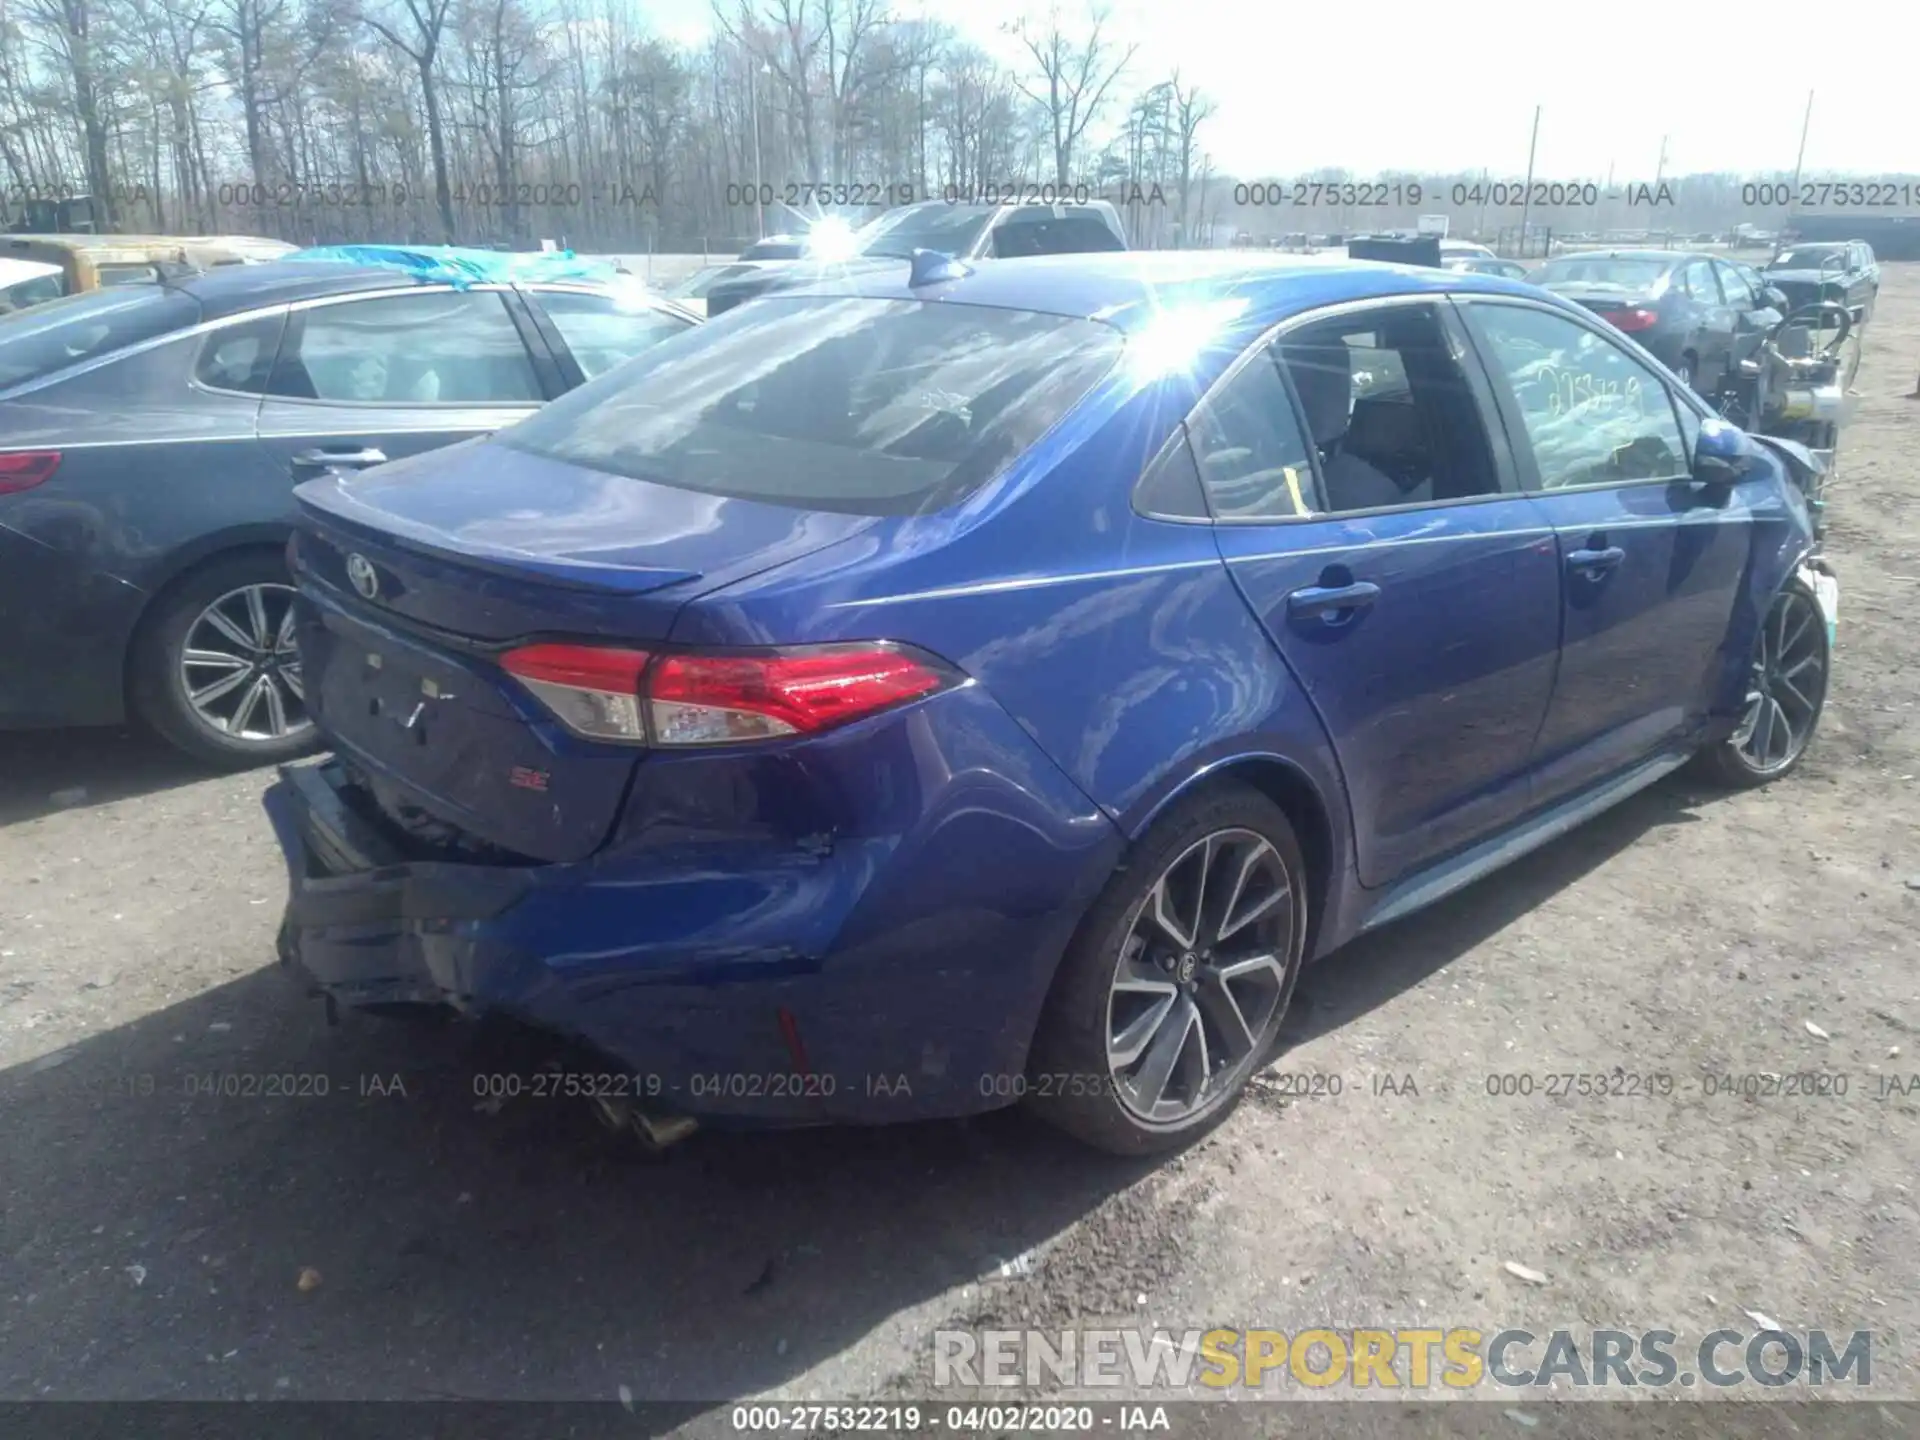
[{"left": 292, "top": 478, "right": 704, "bottom": 597}]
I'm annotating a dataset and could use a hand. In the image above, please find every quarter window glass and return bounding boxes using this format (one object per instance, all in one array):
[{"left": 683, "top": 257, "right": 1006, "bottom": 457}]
[
  {"left": 535, "top": 290, "right": 691, "bottom": 378},
  {"left": 1185, "top": 352, "right": 1318, "bottom": 519},
  {"left": 195, "top": 313, "right": 285, "bottom": 394},
  {"left": 270, "top": 290, "right": 540, "bottom": 403},
  {"left": 1469, "top": 305, "right": 1689, "bottom": 489}
]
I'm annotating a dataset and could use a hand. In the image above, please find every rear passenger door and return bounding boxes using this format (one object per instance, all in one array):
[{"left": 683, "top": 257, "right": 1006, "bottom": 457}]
[
  {"left": 255, "top": 286, "right": 551, "bottom": 484},
  {"left": 1204, "top": 297, "right": 1562, "bottom": 888},
  {"left": 1456, "top": 296, "right": 1753, "bottom": 806}
]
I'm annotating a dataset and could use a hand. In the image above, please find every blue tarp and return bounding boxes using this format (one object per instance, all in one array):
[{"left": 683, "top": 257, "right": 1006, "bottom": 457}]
[{"left": 284, "top": 244, "right": 619, "bottom": 289}]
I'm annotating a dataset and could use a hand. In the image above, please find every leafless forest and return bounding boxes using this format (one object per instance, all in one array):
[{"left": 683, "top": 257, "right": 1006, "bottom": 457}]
[{"left": 2, "top": 0, "right": 1914, "bottom": 252}]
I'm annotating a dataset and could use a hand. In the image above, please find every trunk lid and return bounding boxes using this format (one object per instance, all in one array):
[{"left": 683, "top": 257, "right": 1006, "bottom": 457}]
[
  {"left": 1542, "top": 284, "right": 1654, "bottom": 317},
  {"left": 290, "top": 438, "right": 880, "bottom": 862}
]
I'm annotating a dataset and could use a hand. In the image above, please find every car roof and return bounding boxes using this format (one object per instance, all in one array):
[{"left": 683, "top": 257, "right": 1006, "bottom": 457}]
[
  {"left": 167, "top": 260, "right": 447, "bottom": 318},
  {"left": 1546, "top": 249, "right": 1694, "bottom": 264},
  {"left": 765, "top": 250, "right": 1542, "bottom": 334}
]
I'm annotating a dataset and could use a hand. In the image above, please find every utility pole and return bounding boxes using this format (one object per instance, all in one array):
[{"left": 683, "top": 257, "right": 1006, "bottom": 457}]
[
  {"left": 750, "top": 59, "right": 765, "bottom": 239},
  {"left": 1654, "top": 136, "right": 1669, "bottom": 246},
  {"left": 1788, "top": 89, "right": 1814, "bottom": 236},
  {"left": 1517, "top": 106, "right": 1541, "bottom": 258}
]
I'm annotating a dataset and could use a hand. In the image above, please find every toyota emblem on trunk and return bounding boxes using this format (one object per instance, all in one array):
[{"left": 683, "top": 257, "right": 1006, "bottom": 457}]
[{"left": 346, "top": 553, "right": 379, "bottom": 600}]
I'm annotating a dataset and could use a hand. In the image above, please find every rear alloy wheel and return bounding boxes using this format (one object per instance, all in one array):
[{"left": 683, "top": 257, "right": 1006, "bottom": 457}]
[
  {"left": 131, "top": 552, "right": 318, "bottom": 769},
  {"left": 1695, "top": 579, "right": 1829, "bottom": 788},
  {"left": 1026, "top": 787, "right": 1307, "bottom": 1154}
]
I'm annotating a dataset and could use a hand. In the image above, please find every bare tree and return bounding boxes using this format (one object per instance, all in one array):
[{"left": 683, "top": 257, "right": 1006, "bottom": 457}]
[
  {"left": 359, "top": 0, "right": 456, "bottom": 238},
  {"left": 1007, "top": 3, "right": 1133, "bottom": 187}
]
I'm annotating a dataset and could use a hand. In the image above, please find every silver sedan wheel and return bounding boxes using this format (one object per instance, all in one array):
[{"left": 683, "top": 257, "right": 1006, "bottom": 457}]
[
  {"left": 1731, "top": 586, "right": 1826, "bottom": 775},
  {"left": 179, "top": 582, "right": 310, "bottom": 742},
  {"left": 1106, "top": 828, "right": 1294, "bottom": 1125}
]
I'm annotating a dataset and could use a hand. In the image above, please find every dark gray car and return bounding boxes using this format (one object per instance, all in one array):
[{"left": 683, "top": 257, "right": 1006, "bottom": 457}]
[
  {"left": 0, "top": 261, "right": 697, "bottom": 766},
  {"left": 1527, "top": 249, "right": 1786, "bottom": 393},
  {"left": 1764, "top": 241, "right": 1879, "bottom": 324}
]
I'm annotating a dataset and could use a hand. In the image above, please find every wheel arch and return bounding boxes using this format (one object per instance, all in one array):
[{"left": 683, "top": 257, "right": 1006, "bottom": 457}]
[
  {"left": 1122, "top": 749, "right": 1354, "bottom": 963},
  {"left": 121, "top": 527, "right": 294, "bottom": 701}
]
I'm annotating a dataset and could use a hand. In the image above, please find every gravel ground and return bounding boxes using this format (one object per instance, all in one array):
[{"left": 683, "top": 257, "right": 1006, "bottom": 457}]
[{"left": 2, "top": 266, "right": 1917, "bottom": 1426}]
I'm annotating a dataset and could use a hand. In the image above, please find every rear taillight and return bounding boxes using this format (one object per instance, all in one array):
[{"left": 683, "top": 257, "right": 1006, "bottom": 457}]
[
  {"left": 499, "top": 642, "right": 952, "bottom": 746},
  {"left": 1610, "top": 307, "right": 1659, "bottom": 333},
  {"left": 0, "top": 450, "right": 60, "bottom": 495},
  {"left": 502, "top": 644, "right": 653, "bottom": 742}
]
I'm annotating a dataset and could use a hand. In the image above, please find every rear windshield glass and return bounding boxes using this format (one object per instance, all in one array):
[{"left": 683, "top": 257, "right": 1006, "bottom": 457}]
[
  {"left": 0, "top": 283, "right": 199, "bottom": 390},
  {"left": 498, "top": 297, "right": 1123, "bottom": 516},
  {"left": 1531, "top": 258, "right": 1670, "bottom": 289},
  {"left": 856, "top": 206, "right": 995, "bottom": 260}
]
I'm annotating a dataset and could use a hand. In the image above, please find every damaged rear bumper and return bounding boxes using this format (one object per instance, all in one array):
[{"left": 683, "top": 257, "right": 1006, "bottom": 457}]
[{"left": 264, "top": 754, "right": 1112, "bottom": 1125}]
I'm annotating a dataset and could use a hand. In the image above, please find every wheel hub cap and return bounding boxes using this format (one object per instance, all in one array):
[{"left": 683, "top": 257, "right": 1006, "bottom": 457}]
[{"left": 179, "top": 582, "right": 311, "bottom": 744}]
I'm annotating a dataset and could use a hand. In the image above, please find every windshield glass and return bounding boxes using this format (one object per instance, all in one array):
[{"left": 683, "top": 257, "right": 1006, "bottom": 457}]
[
  {"left": 1530, "top": 257, "right": 1670, "bottom": 289},
  {"left": 499, "top": 296, "right": 1122, "bottom": 517},
  {"left": 855, "top": 205, "right": 994, "bottom": 259},
  {"left": 0, "top": 282, "right": 199, "bottom": 389},
  {"left": 1770, "top": 248, "right": 1846, "bottom": 269}
]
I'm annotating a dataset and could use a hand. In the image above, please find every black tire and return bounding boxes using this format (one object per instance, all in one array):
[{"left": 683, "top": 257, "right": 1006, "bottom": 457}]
[
  {"left": 128, "top": 550, "right": 319, "bottom": 770},
  {"left": 1691, "top": 576, "right": 1830, "bottom": 790},
  {"left": 1026, "top": 784, "right": 1309, "bottom": 1155},
  {"left": 1676, "top": 352, "right": 1697, "bottom": 392}
]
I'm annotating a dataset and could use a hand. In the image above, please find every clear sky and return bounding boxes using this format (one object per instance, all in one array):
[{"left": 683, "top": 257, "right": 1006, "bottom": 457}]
[{"left": 646, "top": 0, "right": 1913, "bottom": 181}]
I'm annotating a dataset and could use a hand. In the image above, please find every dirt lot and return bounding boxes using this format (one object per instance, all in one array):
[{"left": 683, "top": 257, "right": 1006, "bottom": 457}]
[{"left": 2, "top": 267, "right": 1917, "bottom": 1428}]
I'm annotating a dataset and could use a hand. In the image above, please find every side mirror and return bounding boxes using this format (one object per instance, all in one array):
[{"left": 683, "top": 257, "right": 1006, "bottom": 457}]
[
  {"left": 1693, "top": 417, "right": 1761, "bottom": 485},
  {"left": 1762, "top": 286, "right": 1789, "bottom": 309}
]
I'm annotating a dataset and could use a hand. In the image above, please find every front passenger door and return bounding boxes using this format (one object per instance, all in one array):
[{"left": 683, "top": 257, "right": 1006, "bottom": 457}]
[
  {"left": 256, "top": 286, "right": 547, "bottom": 485},
  {"left": 1458, "top": 298, "right": 1754, "bottom": 806}
]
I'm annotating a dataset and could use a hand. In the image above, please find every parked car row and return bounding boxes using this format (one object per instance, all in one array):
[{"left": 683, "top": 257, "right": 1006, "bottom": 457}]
[
  {"left": 0, "top": 229, "right": 1838, "bottom": 1155},
  {"left": 0, "top": 247, "right": 698, "bottom": 764}
]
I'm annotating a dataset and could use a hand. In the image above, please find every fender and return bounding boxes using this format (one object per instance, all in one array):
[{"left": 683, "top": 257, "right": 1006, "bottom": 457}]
[{"left": 1117, "top": 733, "right": 1364, "bottom": 962}]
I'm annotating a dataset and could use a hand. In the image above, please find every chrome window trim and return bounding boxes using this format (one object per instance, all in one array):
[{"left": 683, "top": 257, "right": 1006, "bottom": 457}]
[
  {"left": 0, "top": 283, "right": 461, "bottom": 401},
  {"left": 521, "top": 282, "right": 702, "bottom": 329}
]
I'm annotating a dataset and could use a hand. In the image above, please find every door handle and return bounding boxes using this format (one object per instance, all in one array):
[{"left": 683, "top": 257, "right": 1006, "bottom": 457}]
[
  {"left": 1567, "top": 545, "right": 1625, "bottom": 575},
  {"left": 1286, "top": 580, "right": 1381, "bottom": 620},
  {"left": 291, "top": 447, "right": 388, "bottom": 471}
]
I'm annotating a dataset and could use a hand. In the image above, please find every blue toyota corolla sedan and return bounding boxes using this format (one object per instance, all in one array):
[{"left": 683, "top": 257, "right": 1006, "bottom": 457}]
[{"left": 265, "top": 250, "right": 1833, "bottom": 1154}]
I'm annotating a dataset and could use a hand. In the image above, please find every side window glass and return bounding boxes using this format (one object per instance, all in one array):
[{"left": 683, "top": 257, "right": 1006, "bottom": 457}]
[
  {"left": 1715, "top": 263, "right": 1753, "bottom": 308},
  {"left": 1686, "top": 261, "right": 1722, "bottom": 301},
  {"left": 270, "top": 290, "right": 541, "bottom": 403},
  {"left": 1185, "top": 351, "right": 1318, "bottom": 520},
  {"left": 1277, "top": 303, "right": 1505, "bottom": 513},
  {"left": 194, "top": 313, "right": 285, "bottom": 394},
  {"left": 1467, "top": 304, "right": 1690, "bottom": 489},
  {"left": 536, "top": 290, "right": 692, "bottom": 379}
]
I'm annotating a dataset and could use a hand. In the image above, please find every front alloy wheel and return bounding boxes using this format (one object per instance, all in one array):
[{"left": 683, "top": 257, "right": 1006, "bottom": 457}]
[{"left": 1696, "top": 579, "right": 1829, "bottom": 788}]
